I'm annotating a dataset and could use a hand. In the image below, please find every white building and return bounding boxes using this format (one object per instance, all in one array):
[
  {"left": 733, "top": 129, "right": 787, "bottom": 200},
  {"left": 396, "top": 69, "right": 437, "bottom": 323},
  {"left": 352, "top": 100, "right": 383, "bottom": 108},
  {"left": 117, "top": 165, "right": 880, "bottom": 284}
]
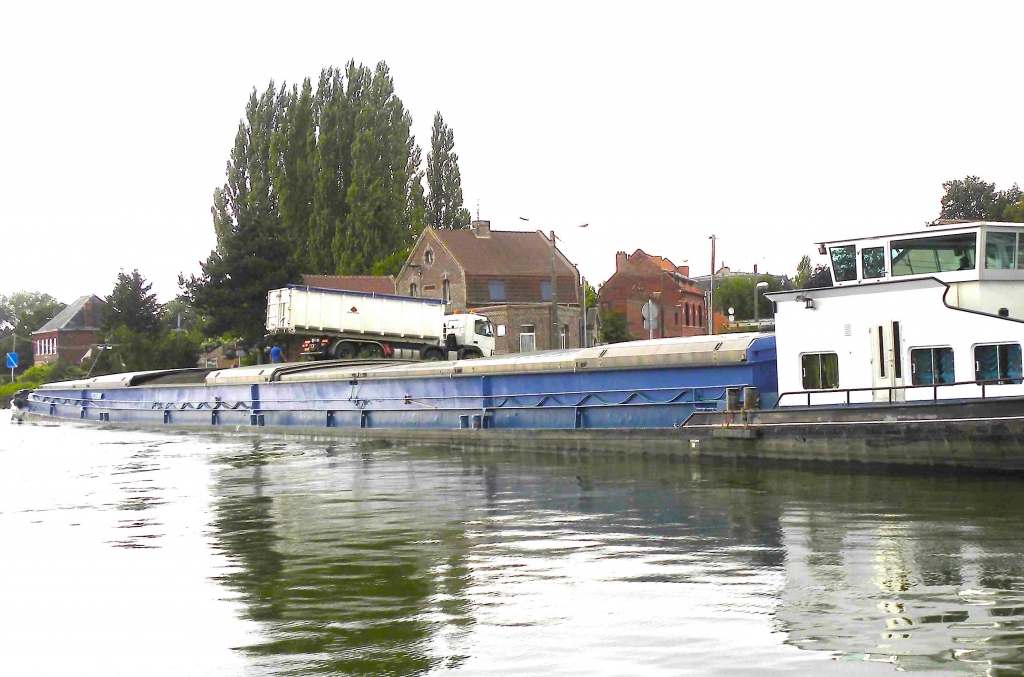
[{"left": 771, "top": 222, "right": 1024, "bottom": 406}]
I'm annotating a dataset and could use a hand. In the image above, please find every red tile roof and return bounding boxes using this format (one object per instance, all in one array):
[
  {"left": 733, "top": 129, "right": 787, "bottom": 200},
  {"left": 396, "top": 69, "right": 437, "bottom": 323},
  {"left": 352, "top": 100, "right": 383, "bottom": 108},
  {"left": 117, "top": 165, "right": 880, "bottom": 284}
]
[
  {"left": 300, "top": 275, "right": 396, "bottom": 294},
  {"left": 431, "top": 228, "right": 578, "bottom": 277}
]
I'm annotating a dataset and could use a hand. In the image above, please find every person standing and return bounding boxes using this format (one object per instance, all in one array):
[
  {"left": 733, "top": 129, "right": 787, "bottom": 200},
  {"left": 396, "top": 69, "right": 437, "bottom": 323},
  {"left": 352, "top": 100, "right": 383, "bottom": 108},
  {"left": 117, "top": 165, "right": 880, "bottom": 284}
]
[{"left": 269, "top": 344, "right": 283, "bottom": 363}]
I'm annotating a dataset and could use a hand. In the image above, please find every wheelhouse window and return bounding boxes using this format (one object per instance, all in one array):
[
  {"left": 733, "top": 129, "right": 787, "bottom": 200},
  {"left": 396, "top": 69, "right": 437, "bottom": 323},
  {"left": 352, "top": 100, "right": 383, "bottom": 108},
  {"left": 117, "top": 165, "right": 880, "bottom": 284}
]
[
  {"left": 891, "top": 232, "right": 976, "bottom": 276},
  {"left": 1018, "top": 235, "right": 1024, "bottom": 270},
  {"left": 829, "top": 245, "right": 857, "bottom": 282},
  {"left": 975, "top": 343, "right": 1023, "bottom": 383},
  {"left": 862, "top": 247, "right": 885, "bottom": 279},
  {"left": 801, "top": 353, "right": 839, "bottom": 390},
  {"left": 910, "top": 347, "right": 954, "bottom": 386},
  {"left": 488, "top": 280, "right": 506, "bottom": 301},
  {"left": 986, "top": 232, "right": 1017, "bottom": 269}
]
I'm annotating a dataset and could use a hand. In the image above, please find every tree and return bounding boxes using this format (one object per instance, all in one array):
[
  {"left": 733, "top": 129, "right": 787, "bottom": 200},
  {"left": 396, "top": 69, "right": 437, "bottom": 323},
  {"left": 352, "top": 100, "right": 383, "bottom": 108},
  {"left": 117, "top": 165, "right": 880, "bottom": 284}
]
[
  {"left": 425, "top": 112, "right": 471, "bottom": 230},
  {"left": 272, "top": 79, "right": 317, "bottom": 266},
  {"left": 940, "top": 176, "right": 1024, "bottom": 222},
  {"left": 714, "top": 275, "right": 786, "bottom": 321},
  {"left": 187, "top": 60, "right": 434, "bottom": 344},
  {"left": 185, "top": 81, "right": 296, "bottom": 346},
  {"left": 795, "top": 255, "right": 812, "bottom": 289},
  {"left": 805, "top": 265, "right": 833, "bottom": 289},
  {"left": 599, "top": 309, "right": 633, "bottom": 344},
  {"left": 337, "top": 62, "right": 422, "bottom": 273},
  {"left": 0, "top": 292, "right": 65, "bottom": 373},
  {"left": 105, "top": 270, "right": 161, "bottom": 335}
]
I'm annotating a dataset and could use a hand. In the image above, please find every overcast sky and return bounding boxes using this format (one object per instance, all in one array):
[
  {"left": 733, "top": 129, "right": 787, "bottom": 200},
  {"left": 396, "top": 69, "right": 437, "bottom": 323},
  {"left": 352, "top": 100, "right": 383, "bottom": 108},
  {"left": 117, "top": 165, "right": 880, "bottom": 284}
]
[{"left": 3, "top": 1, "right": 1023, "bottom": 303}]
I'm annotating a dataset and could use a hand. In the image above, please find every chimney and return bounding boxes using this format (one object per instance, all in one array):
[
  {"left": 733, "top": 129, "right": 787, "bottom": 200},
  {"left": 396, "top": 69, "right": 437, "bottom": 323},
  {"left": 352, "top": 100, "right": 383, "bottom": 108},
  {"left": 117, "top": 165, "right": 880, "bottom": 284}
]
[
  {"left": 615, "top": 251, "right": 627, "bottom": 270},
  {"left": 472, "top": 220, "right": 491, "bottom": 238}
]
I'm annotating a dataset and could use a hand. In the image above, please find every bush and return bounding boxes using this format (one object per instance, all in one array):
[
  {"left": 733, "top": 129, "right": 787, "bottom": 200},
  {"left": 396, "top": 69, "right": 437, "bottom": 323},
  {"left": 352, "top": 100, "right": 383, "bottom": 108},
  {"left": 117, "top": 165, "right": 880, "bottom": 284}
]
[{"left": 0, "top": 361, "right": 87, "bottom": 409}]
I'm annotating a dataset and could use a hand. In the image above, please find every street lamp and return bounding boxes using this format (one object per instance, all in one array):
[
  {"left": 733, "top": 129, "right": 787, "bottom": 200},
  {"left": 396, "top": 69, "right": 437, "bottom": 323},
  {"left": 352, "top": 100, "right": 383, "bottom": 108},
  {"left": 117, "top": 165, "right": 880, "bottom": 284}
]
[{"left": 753, "top": 281, "right": 769, "bottom": 323}]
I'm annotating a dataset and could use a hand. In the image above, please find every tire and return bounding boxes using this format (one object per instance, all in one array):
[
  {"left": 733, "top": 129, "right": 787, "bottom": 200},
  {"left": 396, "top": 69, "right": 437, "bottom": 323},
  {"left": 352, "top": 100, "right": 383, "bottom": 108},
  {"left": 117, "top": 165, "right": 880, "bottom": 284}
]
[
  {"left": 457, "top": 347, "right": 482, "bottom": 360},
  {"left": 333, "top": 342, "right": 357, "bottom": 360},
  {"left": 422, "top": 347, "right": 445, "bottom": 361},
  {"left": 364, "top": 344, "right": 385, "bottom": 359}
]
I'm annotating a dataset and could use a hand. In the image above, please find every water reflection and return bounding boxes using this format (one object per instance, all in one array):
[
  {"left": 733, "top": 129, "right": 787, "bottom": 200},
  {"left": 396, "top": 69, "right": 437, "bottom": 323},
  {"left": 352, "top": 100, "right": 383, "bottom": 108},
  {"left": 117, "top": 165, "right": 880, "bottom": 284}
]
[
  {"left": 208, "top": 442, "right": 475, "bottom": 675},
  {"left": 205, "top": 447, "right": 1024, "bottom": 675}
]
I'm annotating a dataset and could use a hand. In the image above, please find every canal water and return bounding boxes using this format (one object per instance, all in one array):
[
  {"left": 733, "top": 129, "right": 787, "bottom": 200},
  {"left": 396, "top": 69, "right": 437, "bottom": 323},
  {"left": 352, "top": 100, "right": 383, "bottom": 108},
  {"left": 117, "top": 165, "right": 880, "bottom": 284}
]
[{"left": 3, "top": 416, "right": 1024, "bottom": 676}]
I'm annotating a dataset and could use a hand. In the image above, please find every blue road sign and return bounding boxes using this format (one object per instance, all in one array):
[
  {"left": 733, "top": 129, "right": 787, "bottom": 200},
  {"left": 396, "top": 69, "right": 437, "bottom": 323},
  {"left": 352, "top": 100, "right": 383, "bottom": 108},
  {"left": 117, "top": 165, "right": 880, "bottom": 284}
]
[{"left": 6, "top": 352, "right": 17, "bottom": 369}]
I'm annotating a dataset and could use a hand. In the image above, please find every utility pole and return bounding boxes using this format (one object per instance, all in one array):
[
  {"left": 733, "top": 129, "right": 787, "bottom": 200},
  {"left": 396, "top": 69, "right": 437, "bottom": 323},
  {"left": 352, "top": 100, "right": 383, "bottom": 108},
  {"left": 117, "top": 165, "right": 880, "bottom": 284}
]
[
  {"left": 549, "top": 230, "right": 560, "bottom": 350},
  {"left": 581, "top": 276, "right": 587, "bottom": 348},
  {"left": 708, "top": 235, "right": 716, "bottom": 335}
]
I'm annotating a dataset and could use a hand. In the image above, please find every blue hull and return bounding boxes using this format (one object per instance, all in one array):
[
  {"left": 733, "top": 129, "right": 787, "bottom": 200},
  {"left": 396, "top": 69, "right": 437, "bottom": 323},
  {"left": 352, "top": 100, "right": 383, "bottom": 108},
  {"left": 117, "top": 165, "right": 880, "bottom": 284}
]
[{"left": 27, "top": 337, "right": 778, "bottom": 433}]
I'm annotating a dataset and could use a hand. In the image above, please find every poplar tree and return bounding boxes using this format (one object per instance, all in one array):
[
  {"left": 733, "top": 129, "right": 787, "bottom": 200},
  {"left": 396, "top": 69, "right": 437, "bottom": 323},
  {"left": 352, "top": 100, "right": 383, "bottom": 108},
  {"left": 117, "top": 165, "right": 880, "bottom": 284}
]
[
  {"left": 337, "top": 62, "right": 422, "bottom": 273},
  {"left": 425, "top": 112, "right": 471, "bottom": 229},
  {"left": 273, "top": 79, "right": 316, "bottom": 265},
  {"left": 184, "top": 82, "right": 295, "bottom": 345}
]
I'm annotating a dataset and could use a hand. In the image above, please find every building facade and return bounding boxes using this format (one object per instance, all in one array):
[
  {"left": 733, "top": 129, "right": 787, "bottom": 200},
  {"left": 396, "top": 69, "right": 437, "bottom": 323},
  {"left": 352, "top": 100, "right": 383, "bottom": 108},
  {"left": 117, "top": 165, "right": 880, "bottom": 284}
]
[
  {"left": 31, "top": 295, "right": 106, "bottom": 365},
  {"left": 395, "top": 221, "right": 582, "bottom": 354},
  {"left": 598, "top": 250, "right": 708, "bottom": 340}
]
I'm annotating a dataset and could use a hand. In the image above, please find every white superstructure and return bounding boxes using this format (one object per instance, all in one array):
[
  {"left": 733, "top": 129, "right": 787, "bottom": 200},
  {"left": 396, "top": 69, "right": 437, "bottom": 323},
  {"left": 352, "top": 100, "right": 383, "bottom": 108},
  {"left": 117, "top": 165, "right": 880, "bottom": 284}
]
[{"left": 771, "top": 222, "right": 1024, "bottom": 405}]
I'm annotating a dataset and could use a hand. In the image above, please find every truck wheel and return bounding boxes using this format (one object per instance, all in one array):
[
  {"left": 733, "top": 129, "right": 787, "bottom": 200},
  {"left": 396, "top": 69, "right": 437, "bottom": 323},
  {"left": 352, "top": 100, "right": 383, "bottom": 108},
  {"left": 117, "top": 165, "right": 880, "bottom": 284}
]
[
  {"left": 457, "top": 348, "right": 482, "bottom": 360},
  {"left": 422, "top": 347, "right": 445, "bottom": 361},
  {"left": 334, "top": 342, "right": 357, "bottom": 360}
]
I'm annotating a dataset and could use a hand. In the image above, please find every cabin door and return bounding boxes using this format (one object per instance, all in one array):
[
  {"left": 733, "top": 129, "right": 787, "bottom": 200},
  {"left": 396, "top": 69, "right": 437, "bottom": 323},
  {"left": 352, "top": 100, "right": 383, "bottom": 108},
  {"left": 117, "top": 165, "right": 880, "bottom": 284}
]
[{"left": 870, "top": 322, "right": 905, "bottom": 402}]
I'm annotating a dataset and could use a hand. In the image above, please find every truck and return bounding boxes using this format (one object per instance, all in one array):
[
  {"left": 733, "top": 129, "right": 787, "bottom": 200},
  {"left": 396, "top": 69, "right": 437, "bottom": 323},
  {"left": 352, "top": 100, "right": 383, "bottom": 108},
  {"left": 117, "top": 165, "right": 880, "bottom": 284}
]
[{"left": 266, "top": 285, "right": 495, "bottom": 361}]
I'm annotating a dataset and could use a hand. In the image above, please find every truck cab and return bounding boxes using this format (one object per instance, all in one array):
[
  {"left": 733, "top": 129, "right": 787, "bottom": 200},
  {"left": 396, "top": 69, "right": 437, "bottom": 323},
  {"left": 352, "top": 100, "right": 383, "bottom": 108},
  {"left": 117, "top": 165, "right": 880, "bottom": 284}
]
[{"left": 443, "top": 313, "right": 495, "bottom": 358}]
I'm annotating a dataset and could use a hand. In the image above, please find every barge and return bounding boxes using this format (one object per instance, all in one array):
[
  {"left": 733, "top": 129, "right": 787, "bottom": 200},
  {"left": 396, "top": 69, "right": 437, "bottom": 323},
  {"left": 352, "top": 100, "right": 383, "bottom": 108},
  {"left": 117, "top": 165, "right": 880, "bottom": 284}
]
[{"left": 17, "top": 221, "right": 1024, "bottom": 470}]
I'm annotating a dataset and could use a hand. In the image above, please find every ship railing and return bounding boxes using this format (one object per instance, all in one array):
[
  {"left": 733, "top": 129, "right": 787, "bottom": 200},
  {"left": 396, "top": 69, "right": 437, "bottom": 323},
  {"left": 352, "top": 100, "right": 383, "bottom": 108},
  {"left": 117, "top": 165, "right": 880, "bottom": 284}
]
[
  {"left": 30, "top": 383, "right": 751, "bottom": 413},
  {"left": 775, "top": 378, "right": 1023, "bottom": 408}
]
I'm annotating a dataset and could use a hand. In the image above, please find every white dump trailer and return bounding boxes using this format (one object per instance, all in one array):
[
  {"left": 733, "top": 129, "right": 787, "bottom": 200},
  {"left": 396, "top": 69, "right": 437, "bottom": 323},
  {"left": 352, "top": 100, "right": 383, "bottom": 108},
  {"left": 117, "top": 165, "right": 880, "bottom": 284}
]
[{"left": 266, "top": 286, "right": 495, "bottom": 360}]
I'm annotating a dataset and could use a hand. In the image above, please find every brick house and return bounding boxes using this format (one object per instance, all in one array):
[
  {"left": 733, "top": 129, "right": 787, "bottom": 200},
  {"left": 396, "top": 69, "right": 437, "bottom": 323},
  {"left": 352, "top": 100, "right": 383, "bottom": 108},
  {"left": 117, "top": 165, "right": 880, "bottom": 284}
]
[
  {"left": 31, "top": 295, "right": 107, "bottom": 365},
  {"left": 598, "top": 250, "right": 708, "bottom": 340},
  {"left": 299, "top": 275, "right": 396, "bottom": 294},
  {"left": 395, "top": 220, "right": 581, "bottom": 354}
]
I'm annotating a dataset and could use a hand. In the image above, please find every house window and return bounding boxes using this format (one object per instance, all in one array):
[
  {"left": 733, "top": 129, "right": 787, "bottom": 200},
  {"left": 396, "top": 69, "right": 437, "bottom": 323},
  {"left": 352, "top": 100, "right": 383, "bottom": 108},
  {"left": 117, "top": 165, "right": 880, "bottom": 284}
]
[
  {"left": 424, "top": 249, "right": 435, "bottom": 266},
  {"left": 862, "top": 247, "right": 885, "bottom": 279},
  {"left": 975, "top": 343, "right": 1023, "bottom": 383},
  {"left": 829, "top": 245, "right": 857, "bottom": 282},
  {"left": 801, "top": 353, "right": 839, "bottom": 390},
  {"left": 986, "top": 232, "right": 1017, "bottom": 269},
  {"left": 442, "top": 279, "right": 451, "bottom": 303},
  {"left": 409, "top": 282, "right": 418, "bottom": 297},
  {"left": 674, "top": 310, "right": 679, "bottom": 326},
  {"left": 488, "top": 280, "right": 506, "bottom": 302},
  {"left": 910, "top": 347, "right": 955, "bottom": 385},
  {"left": 891, "top": 232, "right": 977, "bottom": 276},
  {"left": 520, "top": 324, "right": 536, "bottom": 352},
  {"left": 684, "top": 305, "right": 690, "bottom": 326},
  {"left": 541, "top": 280, "right": 552, "bottom": 301},
  {"left": 559, "top": 324, "right": 568, "bottom": 349}
]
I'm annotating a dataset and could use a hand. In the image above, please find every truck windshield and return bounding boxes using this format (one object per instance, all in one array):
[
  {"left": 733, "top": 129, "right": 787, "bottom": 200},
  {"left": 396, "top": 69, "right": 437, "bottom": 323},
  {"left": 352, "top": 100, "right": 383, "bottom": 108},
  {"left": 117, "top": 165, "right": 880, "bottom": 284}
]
[{"left": 475, "top": 320, "right": 493, "bottom": 337}]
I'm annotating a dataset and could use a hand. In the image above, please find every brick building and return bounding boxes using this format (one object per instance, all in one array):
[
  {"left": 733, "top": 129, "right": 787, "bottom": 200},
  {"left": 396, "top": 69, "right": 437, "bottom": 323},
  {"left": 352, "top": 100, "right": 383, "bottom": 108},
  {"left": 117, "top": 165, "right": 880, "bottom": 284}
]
[
  {"left": 31, "top": 295, "right": 106, "bottom": 365},
  {"left": 395, "top": 221, "right": 581, "bottom": 354},
  {"left": 598, "top": 250, "right": 708, "bottom": 339}
]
